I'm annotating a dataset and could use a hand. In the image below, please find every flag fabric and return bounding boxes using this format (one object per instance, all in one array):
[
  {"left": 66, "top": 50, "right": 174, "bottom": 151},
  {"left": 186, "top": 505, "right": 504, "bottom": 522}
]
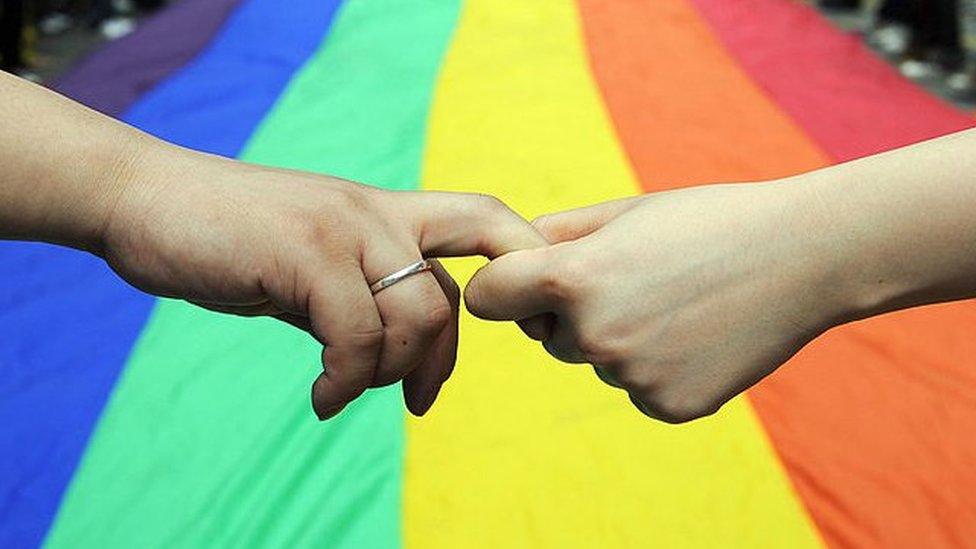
[{"left": 2, "top": 1, "right": 975, "bottom": 547}]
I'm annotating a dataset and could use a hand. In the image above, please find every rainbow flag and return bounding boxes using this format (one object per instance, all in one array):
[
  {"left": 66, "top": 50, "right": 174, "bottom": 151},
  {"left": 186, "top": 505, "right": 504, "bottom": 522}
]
[{"left": 3, "top": 1, "right": 976, "bottom": 547}]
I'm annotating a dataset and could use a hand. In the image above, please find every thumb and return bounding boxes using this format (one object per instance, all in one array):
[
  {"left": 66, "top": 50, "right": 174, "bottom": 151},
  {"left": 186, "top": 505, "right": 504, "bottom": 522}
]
[
  {"left": 393, "top": 190, "right": 554, "bottom": 339},
  {"left": 464, "top": 246, "right": 558, "bottom": 321}
]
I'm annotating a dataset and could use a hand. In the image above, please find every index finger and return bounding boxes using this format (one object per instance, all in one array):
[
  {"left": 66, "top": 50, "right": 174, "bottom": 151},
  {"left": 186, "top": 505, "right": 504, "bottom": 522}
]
[
  {"left": 393, "top": 191, "right": 553, "bottom": 339},
  {"left": 392, "top": 191, "right": 549, "bottom": 258}
]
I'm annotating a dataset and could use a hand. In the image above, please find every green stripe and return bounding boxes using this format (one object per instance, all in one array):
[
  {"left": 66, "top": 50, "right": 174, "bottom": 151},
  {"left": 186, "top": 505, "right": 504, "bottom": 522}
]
[{"left": 44, "top": 2, "right": 460, "bottom": 547}]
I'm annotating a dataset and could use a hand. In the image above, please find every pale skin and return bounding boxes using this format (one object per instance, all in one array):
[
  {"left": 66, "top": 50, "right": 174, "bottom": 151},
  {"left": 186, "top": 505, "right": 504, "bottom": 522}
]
[
  {"left": 467, "top": 129, "right": 976, "bottom": 423},
  {"left": 4, "top": 69, "right": 976, "bottom": 424}
]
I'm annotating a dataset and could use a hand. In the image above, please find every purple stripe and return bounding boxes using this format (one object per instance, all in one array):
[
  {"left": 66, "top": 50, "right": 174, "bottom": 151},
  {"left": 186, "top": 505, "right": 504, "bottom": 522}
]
[{"left": 53, "top": 0, "right": 243, "bottom": 117}]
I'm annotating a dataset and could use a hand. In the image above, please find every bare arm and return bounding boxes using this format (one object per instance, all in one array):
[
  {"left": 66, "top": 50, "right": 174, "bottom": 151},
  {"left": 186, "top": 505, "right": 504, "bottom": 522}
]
[
  {"left": 467, "top": 128, "right": 976, "bottom": 422},
  {"left": 0, "top": 71, "right": 548, "bottom": 419},
  {"left": 802, "top": 128, "right": 976, "bottom": 320},
  {"left": 0, "top": 70, "right": 140, "bottom": 251}
]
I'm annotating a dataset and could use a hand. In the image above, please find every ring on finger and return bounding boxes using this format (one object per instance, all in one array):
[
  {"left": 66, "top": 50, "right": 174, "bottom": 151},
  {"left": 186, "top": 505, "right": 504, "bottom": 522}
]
[{"left": 369, "top": 259, "right": 433, "bottom": 295}]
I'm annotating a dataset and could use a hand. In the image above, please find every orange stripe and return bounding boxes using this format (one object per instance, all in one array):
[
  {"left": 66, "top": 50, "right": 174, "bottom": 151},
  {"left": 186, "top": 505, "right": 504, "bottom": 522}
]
[
  {"left": 576, "top": 0, "right": 826, "bottom": 189},
  {"left": 407, "top": 1, "right": 822, "bottom": 546},
  {"left": 578, "top": 0, "right": 976, "bottom": 546}
]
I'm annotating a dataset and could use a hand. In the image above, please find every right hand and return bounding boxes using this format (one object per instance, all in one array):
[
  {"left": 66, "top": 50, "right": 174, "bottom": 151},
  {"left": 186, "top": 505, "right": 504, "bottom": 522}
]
[
  {"left": 100, "top": 143, "right": 548, "bottom": 420},
  {"left": 465, "top": 182, "right": 845, "bottom": 423}
]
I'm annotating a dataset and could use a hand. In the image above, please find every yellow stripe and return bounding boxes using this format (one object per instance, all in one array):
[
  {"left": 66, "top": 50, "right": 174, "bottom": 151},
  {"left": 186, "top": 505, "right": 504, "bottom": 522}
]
[{"left": 407, "top": 1, "right": 823, "bottom": 547}]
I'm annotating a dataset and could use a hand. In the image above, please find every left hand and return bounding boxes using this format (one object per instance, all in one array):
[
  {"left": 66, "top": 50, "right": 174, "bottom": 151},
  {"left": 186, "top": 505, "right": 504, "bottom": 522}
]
[{"left": 98, "top": 143, "right": 549, "bottom": 419}]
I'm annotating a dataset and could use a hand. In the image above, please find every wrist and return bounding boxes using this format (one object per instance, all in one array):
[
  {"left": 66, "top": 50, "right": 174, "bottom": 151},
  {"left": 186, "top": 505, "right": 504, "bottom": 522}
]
[
  {"left": 78, "top": 133, "right": 151, "bottom": 255},
  {"left": 41, "top": 127, "right": 164, "bottom": 256},
  {"left": 762, "top": 176, "right": 876, "bottom": 332},
  {"left": 781, "top": 172, "right": 917, "bottom": 328},
  {"left": 94, "top": 136, "right": 189, "bottom": 258}
]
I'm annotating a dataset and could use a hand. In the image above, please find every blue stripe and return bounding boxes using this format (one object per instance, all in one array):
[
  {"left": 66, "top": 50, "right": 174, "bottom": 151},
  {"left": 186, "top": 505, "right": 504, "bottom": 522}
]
[
  {"left": 123, "top": 0, "right": 342, "bottom": 155},
  {"left": 0, "top": 0, "right": 342, "bottom": 546},
  {"left": 0, "top": 245, "right": 154, "bottom": 548}
]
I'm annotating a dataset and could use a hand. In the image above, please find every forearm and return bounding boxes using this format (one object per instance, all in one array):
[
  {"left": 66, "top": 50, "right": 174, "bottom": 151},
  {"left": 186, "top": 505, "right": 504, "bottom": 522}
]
[
  {"left": 0, "top": 71, "right": 154, "bottom": 252},
  {"left": 792, "top": 128, "right": 976, "bottom": 323}
]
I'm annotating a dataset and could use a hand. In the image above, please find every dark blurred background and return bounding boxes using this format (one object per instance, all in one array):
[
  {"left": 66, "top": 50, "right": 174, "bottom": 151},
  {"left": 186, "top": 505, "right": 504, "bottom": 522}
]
[
  {"left": 1, "top": 0, "right": 168, "bottom": 83},
  {"left": 819, "top": 0, "right": 976, "bottom": 106},
  {"left": 2, "top": 0, "right": 976, "bottom": 107}
]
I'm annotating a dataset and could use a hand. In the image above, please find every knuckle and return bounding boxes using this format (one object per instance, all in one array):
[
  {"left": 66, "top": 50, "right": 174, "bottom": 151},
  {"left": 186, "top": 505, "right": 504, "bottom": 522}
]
[
  {"left": 472, "top": 194, "right": 523, "bottom": 228},
  {"left": 614, "top": 366, "right": 657, "bottom": 394},
  {"left": 330, "top": 183, "right": 374, "bottom": 213},
  {"left": 404, "top": 283, "right": 452, "bottom": 337},
  {"left": 531, "top": 213, "right": 566, "bottom": 242},
  {"left": 307, "top": 187, "right": 375, "bottom": 247},
  {"left": 344, "top": 324, "right": 385, "bottom": 352},
  {"left": 575, "top": 328, "right": 627, "bottom": 367},
  {"left": 530, "top": 213, "right": 555, "bottom": 233},
  {"left": 473, "top": 193, "right": 509, "bottom": 216},
  {"left": 461, "top": 194, "right": 533, "bottom": 256},
  {"left": 306, "top": 216, "right": 355, "bottom": 255},
  {"left": 642, "top": 389, "right": 720, "bottom": 424},
  {"left": 420, "top": 300, "right": 452, "bottom": 335},
  {"left": 575, "top": 333, "right": 612, "bottom": 364},
  {"left": 539, "top": 249, "right": 588, "bottom": 302}
]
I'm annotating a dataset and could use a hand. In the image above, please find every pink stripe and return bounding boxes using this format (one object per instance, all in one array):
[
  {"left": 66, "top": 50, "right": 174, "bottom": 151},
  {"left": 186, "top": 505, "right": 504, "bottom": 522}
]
[{"left": 690, "top": 0, "right": 974, "bottom": 162}]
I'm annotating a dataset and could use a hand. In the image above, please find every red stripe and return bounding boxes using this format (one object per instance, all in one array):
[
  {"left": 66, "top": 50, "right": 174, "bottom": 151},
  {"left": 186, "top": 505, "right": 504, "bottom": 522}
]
[{"left": 690, "top": 0, "right": 974, "bottom": 161}]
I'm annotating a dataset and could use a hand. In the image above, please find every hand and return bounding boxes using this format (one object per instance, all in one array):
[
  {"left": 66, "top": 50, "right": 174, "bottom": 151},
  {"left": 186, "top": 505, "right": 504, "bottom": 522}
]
[
  {"left": 99, "top": 143, "right": 547, "bottom": 419},
  {"left": 466, "top": 182, "right": 846, "bottom": 423}
]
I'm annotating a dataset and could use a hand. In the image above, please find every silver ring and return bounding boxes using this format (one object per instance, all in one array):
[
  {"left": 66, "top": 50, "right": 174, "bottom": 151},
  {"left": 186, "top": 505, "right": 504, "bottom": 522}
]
[{"left": 369, "top": 259, "right": 433, "bottom": 294}]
